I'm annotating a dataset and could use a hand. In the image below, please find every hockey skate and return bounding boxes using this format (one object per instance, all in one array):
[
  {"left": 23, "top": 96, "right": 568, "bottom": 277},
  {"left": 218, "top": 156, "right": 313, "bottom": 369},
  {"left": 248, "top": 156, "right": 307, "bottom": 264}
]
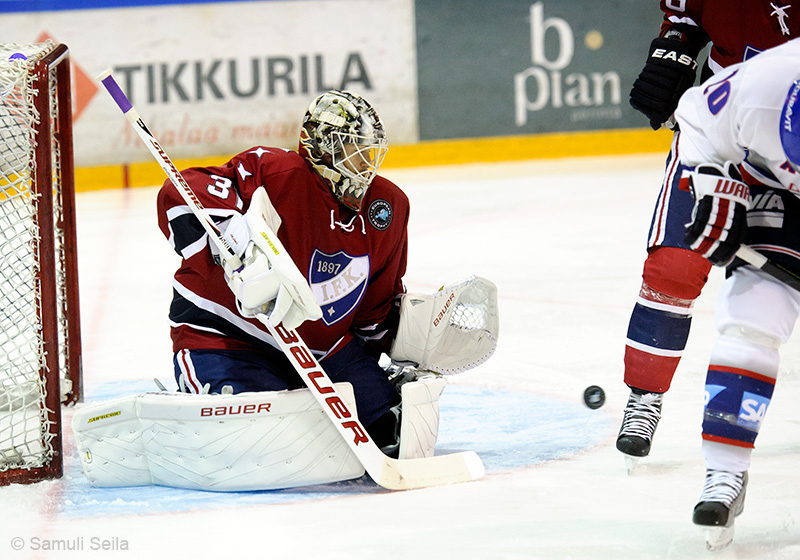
[
  {"left": 692, "top": 470, "right": 748, "bottom": 551},
  {"left": 616, "top": 391, "right": 663, "bottom": 473}
]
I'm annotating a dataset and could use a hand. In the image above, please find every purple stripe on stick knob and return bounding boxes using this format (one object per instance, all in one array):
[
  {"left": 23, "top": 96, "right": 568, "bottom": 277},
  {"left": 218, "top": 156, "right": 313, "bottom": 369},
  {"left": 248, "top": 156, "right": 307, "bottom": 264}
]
[{"left": 97, "top": 70, "right": 132, "bottom": 114}]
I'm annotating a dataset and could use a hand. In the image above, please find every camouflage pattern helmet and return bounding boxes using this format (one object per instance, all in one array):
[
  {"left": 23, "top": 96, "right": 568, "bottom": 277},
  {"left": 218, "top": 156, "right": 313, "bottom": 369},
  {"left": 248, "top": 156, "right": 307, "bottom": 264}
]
[{"left": 299, "top": 90, "right": 388, "bottom": 211}]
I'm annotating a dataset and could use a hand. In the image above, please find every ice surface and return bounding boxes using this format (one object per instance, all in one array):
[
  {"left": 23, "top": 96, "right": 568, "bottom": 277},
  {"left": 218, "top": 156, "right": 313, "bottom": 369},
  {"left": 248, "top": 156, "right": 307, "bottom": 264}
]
[{"left": 2, "top": 155, "right": 799, "bottom": 559}]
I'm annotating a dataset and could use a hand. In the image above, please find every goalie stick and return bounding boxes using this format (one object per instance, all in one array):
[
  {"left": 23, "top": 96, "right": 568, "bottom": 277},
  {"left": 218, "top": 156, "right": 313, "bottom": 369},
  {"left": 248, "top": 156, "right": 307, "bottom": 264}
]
[
  {"left": 96, "top": 70, "right": 241, "bottom": 271},
  {"left": 735, "top": 245, "right": 800, "bottom": 293},
  {"left": 97, "top": 70, "right": 485, "bottom": 490}
]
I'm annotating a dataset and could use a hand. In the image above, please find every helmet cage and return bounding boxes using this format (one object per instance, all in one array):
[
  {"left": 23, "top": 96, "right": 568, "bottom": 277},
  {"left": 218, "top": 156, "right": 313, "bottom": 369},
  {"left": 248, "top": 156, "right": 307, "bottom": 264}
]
[
  {"left": 329, "top": 129, "right": 387, "bottom": 209},
  {"left": 299, "top": 90, "right": 387, "bottom": 211}
]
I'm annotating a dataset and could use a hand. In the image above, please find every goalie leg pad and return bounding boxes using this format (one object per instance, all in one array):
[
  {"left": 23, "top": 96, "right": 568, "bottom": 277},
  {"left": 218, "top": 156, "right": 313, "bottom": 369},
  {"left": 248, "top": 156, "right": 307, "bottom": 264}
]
[
  {"left": 71, "top": 395, "right": 153, "bottom": 487},
  {"left": 72, "top": 384, "right": 365, "bottom": 491},
  {"left": 398, "top": 375, "right": 447, "bottom": 460}
]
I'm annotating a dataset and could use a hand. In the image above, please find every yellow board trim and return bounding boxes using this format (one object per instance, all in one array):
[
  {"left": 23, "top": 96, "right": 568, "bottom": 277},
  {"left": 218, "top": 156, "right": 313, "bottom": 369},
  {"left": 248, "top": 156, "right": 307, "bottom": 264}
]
[{"left": 74, "top": 128, "right": 673, "bottom": 192}]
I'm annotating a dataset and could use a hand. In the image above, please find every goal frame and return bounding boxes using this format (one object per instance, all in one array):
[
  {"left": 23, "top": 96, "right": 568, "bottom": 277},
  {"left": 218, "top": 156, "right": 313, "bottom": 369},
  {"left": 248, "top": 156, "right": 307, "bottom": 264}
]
[{"left": 0, "top": 43, "right": 83, "bottom": 486}]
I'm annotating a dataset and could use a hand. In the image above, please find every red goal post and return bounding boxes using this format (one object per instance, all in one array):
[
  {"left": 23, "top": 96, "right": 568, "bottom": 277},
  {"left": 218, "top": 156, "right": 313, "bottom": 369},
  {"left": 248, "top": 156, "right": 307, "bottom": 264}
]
[{"left": 0, "top": 41, "right": 82, "bottom": 485}]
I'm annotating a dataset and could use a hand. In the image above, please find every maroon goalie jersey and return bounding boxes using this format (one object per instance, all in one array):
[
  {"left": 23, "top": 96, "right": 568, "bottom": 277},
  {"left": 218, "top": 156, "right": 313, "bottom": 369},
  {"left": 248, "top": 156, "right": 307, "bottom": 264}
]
[
  {"left": 661, "top": 0, "right": 800, "bottom": 72},
  {"left": 156, "top": 147, "right": 409, "bottom": 357}
]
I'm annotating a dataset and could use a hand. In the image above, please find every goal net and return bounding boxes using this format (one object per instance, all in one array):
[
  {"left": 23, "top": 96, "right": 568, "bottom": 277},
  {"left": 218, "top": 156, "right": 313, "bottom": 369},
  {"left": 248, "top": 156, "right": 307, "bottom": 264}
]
[{"left": 0, "top": 41, "right": 82, "bottom": 485}]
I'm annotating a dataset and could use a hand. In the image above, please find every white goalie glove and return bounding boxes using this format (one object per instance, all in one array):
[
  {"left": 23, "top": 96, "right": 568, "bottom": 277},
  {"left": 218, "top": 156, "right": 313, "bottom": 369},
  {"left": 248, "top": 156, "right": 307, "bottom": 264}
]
[
  {"left": 390, "top": 276, "right": 499, "bottom": 374},
  {"left": 219, "top": 187, "right": 322, "bottom": 330}
]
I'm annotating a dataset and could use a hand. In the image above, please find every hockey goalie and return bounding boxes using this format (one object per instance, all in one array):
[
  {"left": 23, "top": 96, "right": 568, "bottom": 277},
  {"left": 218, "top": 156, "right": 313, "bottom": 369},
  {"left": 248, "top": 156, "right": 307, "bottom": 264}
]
[{"left": 72, "top": 90, "right": 499, "bottom": 492}]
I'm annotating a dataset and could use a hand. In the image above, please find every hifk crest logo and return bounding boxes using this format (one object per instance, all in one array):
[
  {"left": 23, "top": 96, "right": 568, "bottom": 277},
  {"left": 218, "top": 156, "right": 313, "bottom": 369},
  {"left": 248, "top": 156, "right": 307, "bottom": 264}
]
[{"left": 308, "top": 249, "right": 370, "bottom": 326}]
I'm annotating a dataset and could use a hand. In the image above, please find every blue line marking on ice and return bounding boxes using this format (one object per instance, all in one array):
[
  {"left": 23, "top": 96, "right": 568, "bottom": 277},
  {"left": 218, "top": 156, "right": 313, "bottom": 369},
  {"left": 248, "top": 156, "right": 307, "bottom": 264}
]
[{"left": 60, "top": 382, "right": 614, "bottom": 518}]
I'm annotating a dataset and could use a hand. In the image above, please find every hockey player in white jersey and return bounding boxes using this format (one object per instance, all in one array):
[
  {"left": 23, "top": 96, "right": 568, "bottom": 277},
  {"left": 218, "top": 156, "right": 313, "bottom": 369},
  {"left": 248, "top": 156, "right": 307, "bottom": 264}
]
[{"left": 674, "top": 37, "right": 800, "bottom": 550}]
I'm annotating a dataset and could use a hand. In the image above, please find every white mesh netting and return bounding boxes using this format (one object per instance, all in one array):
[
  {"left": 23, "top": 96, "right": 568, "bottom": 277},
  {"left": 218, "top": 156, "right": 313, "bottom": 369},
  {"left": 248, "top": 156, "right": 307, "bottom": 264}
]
[
  {"left": 403, "top": 275, "right": 500, "bottom": 376},
  {"left": 431, "top": 276, "right": 499, "bottom": 374},
  {"left": 0, "top": 41, "right": 60, "bottom": 472}
]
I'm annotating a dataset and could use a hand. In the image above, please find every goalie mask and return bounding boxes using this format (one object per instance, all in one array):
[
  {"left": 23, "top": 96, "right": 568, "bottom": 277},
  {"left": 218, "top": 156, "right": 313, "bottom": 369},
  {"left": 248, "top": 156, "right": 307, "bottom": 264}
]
[{"left": 299, "top": 90, "right": 388, "bottom": 212}]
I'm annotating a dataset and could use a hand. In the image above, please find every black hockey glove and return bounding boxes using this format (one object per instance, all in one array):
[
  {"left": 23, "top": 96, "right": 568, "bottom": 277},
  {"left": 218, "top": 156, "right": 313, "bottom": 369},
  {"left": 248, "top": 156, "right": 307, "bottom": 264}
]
[
  {"left": 683, "top": 162, "right": 749, "bottom": 266},
  {"left": 630, "top": 36, "right": 700, "bottom": 130}
]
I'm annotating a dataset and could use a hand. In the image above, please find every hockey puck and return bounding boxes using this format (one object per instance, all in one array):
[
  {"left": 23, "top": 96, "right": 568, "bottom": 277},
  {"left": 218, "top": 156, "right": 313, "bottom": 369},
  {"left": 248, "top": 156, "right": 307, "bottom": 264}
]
[{"left": 583, "top": 385, "right": 605, "bottom": 409}]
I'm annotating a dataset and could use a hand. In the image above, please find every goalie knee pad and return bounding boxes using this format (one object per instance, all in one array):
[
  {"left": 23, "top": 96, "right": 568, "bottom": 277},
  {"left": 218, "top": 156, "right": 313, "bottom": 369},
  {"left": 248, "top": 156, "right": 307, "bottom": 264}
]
[
  {"left": 397, "top": 375, "right": 447, "bottom": 460},
  {"left": 370, "top": 374, "right": 447, "bottom": 460}
]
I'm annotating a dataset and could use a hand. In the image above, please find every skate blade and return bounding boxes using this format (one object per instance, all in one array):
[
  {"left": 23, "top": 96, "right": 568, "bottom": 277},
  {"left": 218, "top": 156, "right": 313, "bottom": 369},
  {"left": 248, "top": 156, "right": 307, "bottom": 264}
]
[
  {"left": 704, "top": 526, "right": 734, "bottom": 551},
  {"left": 624, "top": 455, "right": 640, "bottom": 475}
]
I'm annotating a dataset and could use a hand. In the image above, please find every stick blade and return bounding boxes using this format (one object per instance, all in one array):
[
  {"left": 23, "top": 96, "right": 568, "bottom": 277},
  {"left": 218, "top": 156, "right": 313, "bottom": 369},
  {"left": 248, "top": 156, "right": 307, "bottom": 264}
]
[{"left": 376, "top": 450, "right": 485, "bottom": 490}]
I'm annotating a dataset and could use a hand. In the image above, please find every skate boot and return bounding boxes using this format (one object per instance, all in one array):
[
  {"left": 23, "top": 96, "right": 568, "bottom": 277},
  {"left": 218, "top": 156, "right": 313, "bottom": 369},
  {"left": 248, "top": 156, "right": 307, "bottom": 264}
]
[
  {"left": 616, "top": 390, "right": 663, "bottom": 473},
  {"left": 693, "top": 469, "right": 748, "bottom": 551}
]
